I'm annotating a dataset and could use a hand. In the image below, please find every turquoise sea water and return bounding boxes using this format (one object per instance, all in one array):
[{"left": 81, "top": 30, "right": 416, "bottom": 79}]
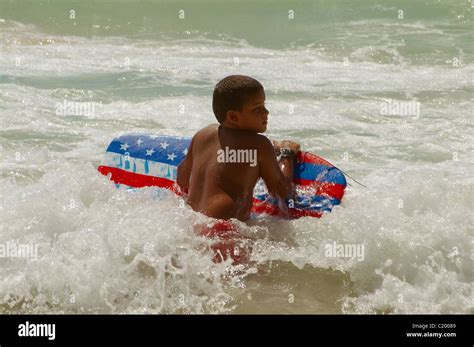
[{"left": 0, "top": 0, "right": 472, "bottom": 313}]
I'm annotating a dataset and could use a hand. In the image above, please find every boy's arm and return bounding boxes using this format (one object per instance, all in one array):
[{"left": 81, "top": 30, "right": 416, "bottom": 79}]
[
  {"left": 176, "top": 137, "right": 195, "bottom": 191},
  {"left": 272, "top": 140, "right": 300, "bottom": 193},
  {"left": 258, "top": 137, "right": 299, "bottom": 200}
]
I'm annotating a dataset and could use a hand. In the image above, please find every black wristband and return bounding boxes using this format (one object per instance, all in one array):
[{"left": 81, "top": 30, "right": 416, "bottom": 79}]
[{"left": 277, "top": 148, "right": 295, "bottom": 161}]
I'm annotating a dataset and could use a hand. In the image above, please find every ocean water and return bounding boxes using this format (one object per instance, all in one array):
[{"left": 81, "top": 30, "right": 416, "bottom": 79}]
[{"left": 0, "top": 0, "right": 472, "bottom": 314}]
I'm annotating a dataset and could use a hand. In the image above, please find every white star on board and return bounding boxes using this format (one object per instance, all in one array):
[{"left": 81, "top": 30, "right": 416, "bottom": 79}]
[
  {"left": 167, "top": 153, "right": 176, "bottom": 161},
  {"left": 160, "top": 141, "right": 169, "bottom": 149},
  {"left": 183, "top": 148, "right": 188, "bottom": 156},
  {"left": 136, "top": 138, "right": 143, "bottom": 146},
  {"left": 146, "top": 148, "right": 155, "bottom": 156},
  {"left": 120, "top": 143, "right": 130, "bottom": 151}
]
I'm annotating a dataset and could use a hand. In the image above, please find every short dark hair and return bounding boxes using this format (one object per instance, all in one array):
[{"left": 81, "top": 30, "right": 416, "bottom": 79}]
[{"left": 212, "top": 75, "right": 263, "bottom": 123}]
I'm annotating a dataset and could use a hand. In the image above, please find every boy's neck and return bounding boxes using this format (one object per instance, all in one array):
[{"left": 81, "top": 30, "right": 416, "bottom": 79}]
[{"left": 219, "top": 123, "right": 258, "bottom": 133}]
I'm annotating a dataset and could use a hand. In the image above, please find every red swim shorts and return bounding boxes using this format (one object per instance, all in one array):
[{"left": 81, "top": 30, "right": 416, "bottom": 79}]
[{"left": 198, "top": 220, "right": 251, "bottom": 265}]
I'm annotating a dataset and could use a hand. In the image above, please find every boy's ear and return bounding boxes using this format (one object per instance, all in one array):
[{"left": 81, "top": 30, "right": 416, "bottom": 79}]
[{"left": 226, "top": 110, "right": 240, "bottom": 124}]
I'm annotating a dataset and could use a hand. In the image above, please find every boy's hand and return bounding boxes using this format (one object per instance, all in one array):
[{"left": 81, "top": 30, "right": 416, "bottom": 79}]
[
  {"left": 273, "top": 140, "right": 301, "bottom": 154},
  {"left": 280, "top": 140, "right": 300, "bottom": 153}
]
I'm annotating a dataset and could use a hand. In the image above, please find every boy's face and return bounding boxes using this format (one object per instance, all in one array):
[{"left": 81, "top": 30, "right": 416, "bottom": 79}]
[{"left": 227, "top": 89, "right": 269, "bottom": 133}]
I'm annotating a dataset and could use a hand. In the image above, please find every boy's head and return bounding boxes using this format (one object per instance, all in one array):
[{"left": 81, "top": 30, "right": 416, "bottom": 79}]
[{"left": 212, "top": 75, "right": 269, "bottom": 133}]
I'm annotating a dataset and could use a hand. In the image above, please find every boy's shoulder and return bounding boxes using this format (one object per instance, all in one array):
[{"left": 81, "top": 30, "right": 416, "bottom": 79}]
[
  {"left": 191, "top": 124, "right": 219, "bottom": 144},
  {"left": 194, "top": 123, "right": 218, "bottom": 137},
  {"left": 192, "top": 124, "right": 271, "bottom": 147}
]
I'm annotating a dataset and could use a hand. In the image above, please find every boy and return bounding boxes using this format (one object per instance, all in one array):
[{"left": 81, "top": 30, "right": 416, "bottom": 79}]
[{"left": 177, "top": 75, "right": 300, "bottom": 225}]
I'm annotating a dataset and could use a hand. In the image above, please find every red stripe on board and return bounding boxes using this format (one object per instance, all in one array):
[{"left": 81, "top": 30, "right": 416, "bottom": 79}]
[
  {"left": 251, "top": 199, "right": 323, "bottom": 219},
  {"left": 289, "top": 209, "right": 322, "bottom": 219},
  {"left": 316, "top": 182, "right": 345, "bottom": 201},
  {"left": 293, "top": 180, "right": 346, "bottom": 201},
  {"left": 98, "top": 166, "right": 175, "bottom": 189}
]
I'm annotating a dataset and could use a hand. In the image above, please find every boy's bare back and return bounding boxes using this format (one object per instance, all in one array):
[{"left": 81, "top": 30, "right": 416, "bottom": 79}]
[
  {"left": 178, "top": 124, "right": 268, "bottom": 220},
  {"left": 177, "top": 75, "right": 299, "bottom": 222}
]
